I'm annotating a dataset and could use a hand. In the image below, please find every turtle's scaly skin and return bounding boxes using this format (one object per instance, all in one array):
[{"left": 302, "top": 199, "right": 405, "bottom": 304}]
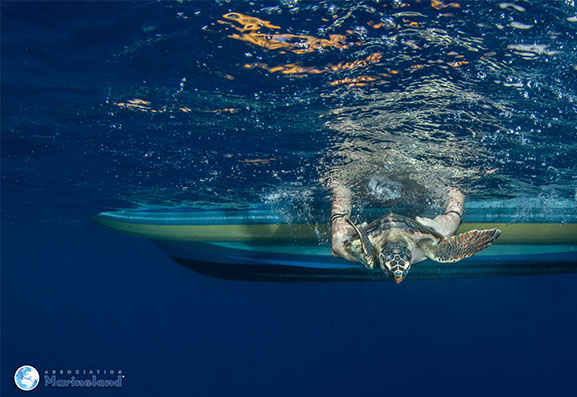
[
  {"left": 420, "top": 229, "right": 501, "bottom": 263},
  {"left": 345, "top": 218, "right": 378, "bottom": 269}
]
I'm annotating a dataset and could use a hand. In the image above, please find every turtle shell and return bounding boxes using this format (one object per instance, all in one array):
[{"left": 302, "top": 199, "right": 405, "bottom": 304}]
[{"left": 363, "top": 212, "right": 444, "bottom": 240}]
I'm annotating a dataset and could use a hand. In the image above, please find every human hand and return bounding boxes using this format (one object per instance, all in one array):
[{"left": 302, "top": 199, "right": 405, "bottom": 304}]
[
  {"left": 415, "top": 187, "right": 465, "bottom": 237},
  {"left": 416, "top": 214, "right": 460, "bottom": 238}
]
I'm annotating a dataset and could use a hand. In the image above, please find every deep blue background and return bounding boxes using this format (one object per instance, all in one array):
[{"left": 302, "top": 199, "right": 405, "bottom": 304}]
[
  {"left": 2, "top": 1, "right": 577, "bottom": 396},
  {"left": 3, "top": 220, "right": 577, "bottom": 396}
]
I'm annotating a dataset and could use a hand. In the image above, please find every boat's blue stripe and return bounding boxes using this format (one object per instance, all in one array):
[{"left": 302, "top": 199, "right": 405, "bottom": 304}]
[{"left": 96, "top": 199, "right": 577, "bottom": 225}]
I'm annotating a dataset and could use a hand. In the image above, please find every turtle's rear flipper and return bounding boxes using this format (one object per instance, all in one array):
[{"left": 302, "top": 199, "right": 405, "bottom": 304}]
[{"left": 423, "top": 229, "right": 501, "bottom": 263}]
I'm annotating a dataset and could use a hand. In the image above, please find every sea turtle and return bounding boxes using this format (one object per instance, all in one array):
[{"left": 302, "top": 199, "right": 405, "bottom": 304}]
[{"left": 343, "top": 213, "right": 501, "bottom": 283}]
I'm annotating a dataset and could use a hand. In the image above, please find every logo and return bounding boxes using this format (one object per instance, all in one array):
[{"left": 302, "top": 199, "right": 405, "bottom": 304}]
[
  {"left": 14, "top": 365, "right": 40, "bottom": 391},
  {"left": 43, "top": 369, "right": 123, "bottom": 388}
]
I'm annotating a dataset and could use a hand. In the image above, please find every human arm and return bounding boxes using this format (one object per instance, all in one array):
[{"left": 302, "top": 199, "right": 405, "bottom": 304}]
[
  {"left": 415, "top": 187, "right": 465, "bottom": 238},
  {"left": 330, "top": 185, "right": 358, "bottom": 261}
]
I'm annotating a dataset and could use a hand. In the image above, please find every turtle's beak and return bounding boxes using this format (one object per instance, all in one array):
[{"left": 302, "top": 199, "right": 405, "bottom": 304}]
[{"left": 393, "top": 271, "right": 405, "bottom": 284}]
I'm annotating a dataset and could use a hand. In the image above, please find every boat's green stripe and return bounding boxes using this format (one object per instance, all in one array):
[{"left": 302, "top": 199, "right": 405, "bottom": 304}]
[
  {"left": 456, "top": 223, "right": 577, "bottom": 244},
  {"left": 93, "top": 216, "right": 577, "bottom": 244}
]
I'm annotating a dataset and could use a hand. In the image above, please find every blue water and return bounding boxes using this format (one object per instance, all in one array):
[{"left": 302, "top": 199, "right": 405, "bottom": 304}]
[{"left": 2, "top": 1, "right": 577, "bottom": 396}]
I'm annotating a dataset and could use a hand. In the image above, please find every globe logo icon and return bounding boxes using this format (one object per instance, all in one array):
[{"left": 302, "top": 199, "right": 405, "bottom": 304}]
[{"left": 14, "top": 365, "right": 39, "bottom": 391}]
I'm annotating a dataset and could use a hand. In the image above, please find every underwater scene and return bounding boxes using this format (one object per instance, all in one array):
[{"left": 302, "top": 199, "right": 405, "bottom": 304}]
[{"left": 2, "top": 1, "right": 577, "bottom": 396}]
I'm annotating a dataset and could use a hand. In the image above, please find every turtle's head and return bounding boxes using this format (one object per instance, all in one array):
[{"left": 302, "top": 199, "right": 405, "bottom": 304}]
[{"left": 379, "top": 244, "right": 412, "bottom": 283}]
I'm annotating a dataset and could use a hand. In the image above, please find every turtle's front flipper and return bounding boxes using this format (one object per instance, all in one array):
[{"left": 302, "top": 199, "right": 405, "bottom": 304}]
[
  {"left": 420, "top": 229, "right": 501, "bottom": 263},
  {"left": 345, "top": 218, "right": 377, "bottom": 269}
]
